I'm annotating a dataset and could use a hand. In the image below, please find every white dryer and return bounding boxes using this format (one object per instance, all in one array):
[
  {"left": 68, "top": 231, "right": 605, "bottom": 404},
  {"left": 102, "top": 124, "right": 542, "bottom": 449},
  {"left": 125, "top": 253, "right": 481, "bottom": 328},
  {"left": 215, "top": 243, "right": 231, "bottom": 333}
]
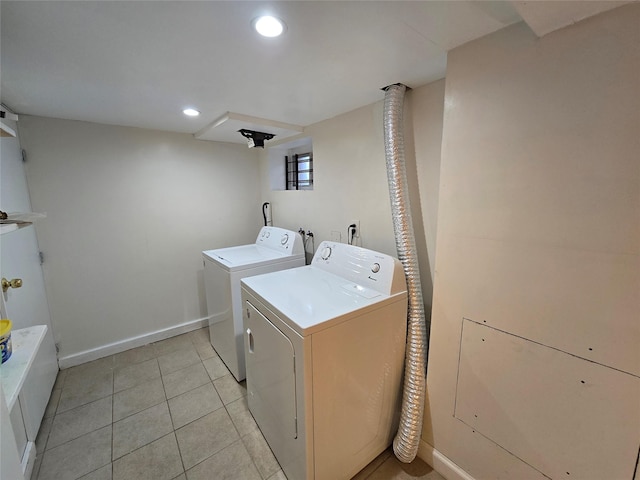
[
  {"left": 203, "top": 226, "right": 304, "bottom": 381},
  {"left": 241, "top": 241, "right": 408, "bottom": 480}
]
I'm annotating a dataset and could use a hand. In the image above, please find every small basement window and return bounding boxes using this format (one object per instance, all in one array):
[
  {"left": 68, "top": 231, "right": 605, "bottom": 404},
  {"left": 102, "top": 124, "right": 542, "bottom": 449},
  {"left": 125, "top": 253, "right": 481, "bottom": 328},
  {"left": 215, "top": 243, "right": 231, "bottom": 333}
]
[
  {"left": 266, "top": 137, "right": 313, "bottom": 191},
  {"left": 286, "top": 152, "right": 313, "bottom": 190}
]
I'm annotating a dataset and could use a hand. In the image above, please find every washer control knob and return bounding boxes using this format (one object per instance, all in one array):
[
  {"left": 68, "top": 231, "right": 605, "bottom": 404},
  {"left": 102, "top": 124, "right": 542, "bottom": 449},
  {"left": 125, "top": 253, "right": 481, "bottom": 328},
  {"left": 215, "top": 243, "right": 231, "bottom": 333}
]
[
  {"left": 265, "top": 231, "right": 270, "bottom": 238},
  {"left": 281, "top": 234, "right": 289, "bottom": 245},
  {"left": 371, "top": 263, "right": 381, "bottom": 274},
  {"left": 321, "top": 246, "right": 332, "bottom": 260}
]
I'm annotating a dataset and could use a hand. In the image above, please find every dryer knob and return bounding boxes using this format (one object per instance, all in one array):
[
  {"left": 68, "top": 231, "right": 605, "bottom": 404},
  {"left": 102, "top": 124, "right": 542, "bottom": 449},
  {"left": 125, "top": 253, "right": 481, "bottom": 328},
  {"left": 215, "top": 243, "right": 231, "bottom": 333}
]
[
  {"left": 371, "top": 263, "right": 381, "bottom": 274},
  {"left": 281, "top": 233, "right": 289, "bottom": 245},
  {"left": 321, "top": 246, "right": 332, "bottom": 260}
]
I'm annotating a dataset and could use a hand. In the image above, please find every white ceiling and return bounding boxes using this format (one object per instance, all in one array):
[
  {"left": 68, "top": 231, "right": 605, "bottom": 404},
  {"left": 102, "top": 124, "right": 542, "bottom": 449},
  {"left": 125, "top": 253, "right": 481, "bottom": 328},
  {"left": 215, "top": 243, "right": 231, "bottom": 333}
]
[
  {"left": 0, "top": 1, "right": 626, "bottom": 145},
  {"left": 511, "top": 0, "right": 630, "bottom": 37}
]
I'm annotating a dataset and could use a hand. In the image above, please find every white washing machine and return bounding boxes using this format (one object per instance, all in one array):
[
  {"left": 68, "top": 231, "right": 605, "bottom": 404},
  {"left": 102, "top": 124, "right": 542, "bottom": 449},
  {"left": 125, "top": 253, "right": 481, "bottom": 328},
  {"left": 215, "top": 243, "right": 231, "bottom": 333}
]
[
  {"left": 241, "top": 241, "right": 408, "bottom": 480},
  {"left": 203, "top": 226, "right": 304, "bottom": 382}
]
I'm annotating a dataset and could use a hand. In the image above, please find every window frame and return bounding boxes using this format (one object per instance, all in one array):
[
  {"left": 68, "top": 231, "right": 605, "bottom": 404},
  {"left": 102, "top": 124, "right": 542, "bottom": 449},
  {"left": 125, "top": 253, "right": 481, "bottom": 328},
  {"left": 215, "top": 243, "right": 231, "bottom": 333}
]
[{"left": 286, "top": 151, "right": 313, "bottom": 190}]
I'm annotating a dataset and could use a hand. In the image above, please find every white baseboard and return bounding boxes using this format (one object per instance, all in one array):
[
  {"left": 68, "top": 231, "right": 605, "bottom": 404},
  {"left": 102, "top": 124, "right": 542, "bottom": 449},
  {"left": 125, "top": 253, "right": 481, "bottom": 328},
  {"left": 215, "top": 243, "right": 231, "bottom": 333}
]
[
  {"left": 58, "top": 317, "right": 209, "bottom": 369},
  {"left": 21, "top": 440, "right": 36, "bottom": 480},
  {"left": 418, "top": 439, "right": 476, "bottom": 480}
]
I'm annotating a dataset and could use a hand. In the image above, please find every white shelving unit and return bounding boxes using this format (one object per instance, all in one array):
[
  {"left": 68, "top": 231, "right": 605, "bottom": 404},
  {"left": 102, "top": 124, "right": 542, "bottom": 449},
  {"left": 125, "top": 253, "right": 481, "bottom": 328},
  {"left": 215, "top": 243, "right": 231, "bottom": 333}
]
[
  {"left": 0, "top": 212, "right": 46, "bottom": 235},
  {"left": 0, "top": 109, "right": 18, "bottom": 137},
  {"left": 1, "top": 120, "right": 17, "bottom": 138}
]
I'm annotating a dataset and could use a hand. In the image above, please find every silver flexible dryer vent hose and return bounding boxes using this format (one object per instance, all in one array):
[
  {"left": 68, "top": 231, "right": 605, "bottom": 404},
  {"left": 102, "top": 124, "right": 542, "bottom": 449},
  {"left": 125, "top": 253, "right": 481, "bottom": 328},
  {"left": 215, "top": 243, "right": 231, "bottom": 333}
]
[{"left": 383, "top": 83, "right": 427, "bottom": 463}]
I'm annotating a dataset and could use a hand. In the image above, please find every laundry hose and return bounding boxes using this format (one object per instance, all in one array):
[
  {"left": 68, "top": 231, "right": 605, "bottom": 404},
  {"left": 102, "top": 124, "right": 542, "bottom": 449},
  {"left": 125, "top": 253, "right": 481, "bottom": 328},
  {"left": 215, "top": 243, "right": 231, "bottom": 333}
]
[{"left": 383, "top": 83, "right": 427, "bottom": 463}]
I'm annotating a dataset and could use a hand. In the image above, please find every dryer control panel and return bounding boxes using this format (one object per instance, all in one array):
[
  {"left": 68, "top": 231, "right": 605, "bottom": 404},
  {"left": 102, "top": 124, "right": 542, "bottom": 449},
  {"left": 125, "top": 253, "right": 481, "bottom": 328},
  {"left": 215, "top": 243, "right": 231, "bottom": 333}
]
[
  {"left": 255, "top": 226, "right": 304, "bottom": 256},
  {"left": 312, "top": 241, "right": 406, "bottom": 296}
]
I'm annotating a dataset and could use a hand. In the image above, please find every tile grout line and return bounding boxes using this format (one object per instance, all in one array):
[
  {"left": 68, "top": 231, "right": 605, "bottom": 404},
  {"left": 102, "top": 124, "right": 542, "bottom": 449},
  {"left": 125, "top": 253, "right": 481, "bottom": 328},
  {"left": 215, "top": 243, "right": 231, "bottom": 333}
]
[
  {"left": 181, "top": 437, "right": 248, "bottom": 477},
  {"left": 158, "top": 352, "right": 187, "bottom": 478},
  {"left": 173, "top": 332, "right": 237, "bottom": 477},
  {"left": 164, "top": 331, "right": 213, "bottom": 477},
  {"left": 222, "top": 393, "right": 264, "bottom": 478},
  {"left": 37, "top": 329, "right": 291, "bottom": 480}
]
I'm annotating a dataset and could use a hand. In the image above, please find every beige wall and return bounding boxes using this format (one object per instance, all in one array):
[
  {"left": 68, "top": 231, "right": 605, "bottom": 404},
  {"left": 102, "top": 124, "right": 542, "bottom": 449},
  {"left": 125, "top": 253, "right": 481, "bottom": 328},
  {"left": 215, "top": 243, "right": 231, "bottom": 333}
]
[
  {"left": 426, "top": 5, "right": 639, "bottom": 480},
  {"left": 17, "top": 5, "right": 640, "bottom": 476},
  {"left": 16, "top": 79, "right": 446, "bottom": 365},
  {"left": 19, "top": 116, "right": 261, "bottom": 362},
  {"left": 258, "top": 81, "right": 444, "bottom": 308},
  {"left": 408, "top": 79, "right": 446, "bottom": 299},
  {"left": 259, "top": 101, "right": 397, "bottom": 257}
]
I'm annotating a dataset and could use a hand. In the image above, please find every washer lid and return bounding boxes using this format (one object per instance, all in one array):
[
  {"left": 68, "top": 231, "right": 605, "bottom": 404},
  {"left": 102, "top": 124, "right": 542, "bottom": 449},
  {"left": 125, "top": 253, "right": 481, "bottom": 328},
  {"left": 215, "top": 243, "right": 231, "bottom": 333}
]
[
  {"left": 203, "top": 245, "right": 302, "bottom": 272},
  {"left": 241, "top": 266, "right": 407, "bottom": 336}
]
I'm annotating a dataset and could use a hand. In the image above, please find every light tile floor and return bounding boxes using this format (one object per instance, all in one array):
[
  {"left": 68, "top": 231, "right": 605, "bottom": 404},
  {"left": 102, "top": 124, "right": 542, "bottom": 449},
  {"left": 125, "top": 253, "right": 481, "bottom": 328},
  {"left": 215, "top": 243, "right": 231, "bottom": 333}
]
[{"left": 32, "top": 327, "right": 443, "bottom": 480}]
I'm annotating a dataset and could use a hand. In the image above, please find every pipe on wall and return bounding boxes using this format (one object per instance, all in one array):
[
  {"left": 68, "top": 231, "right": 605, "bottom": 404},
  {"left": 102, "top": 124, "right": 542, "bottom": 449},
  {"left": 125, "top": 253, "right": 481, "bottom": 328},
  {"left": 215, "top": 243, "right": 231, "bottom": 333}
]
[{"left": 383, "top": 83, "right": 427, "bottom": 463}]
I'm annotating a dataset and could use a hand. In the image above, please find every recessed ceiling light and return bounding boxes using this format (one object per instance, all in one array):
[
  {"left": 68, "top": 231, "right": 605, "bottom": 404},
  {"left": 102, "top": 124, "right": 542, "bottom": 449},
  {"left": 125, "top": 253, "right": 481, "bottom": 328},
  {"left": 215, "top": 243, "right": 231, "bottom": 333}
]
[
  {"left": 183, "top": 108, "right": 200, "bottom": 117},
  {"left": 253, "top": 16, "right": 285, "bottom": 37}
]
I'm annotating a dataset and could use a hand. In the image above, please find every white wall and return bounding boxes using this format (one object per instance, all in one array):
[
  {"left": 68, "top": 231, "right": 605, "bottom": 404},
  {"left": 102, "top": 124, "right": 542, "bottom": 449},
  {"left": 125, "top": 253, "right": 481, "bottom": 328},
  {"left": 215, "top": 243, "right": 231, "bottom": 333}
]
[
  {"left": 258, "top": 85, "right": 444, "bottom": 311},
  {"left": 17, "top": 7, "right": 639, "bottom": 476},
  {"left": 425, "top": 4, "right": 639, "bottom": 480},
  {"left": 259, "top": 101, "right": 397, "bottom": 256},
  {"left": 407, "top": 79, "right": 446, "bottom": 302},
  {"left": 19, "top": 116, "right": 261, "bottom": 363},
  {"left": 17, "top": 83, "right": 446, "bottom": 365}
]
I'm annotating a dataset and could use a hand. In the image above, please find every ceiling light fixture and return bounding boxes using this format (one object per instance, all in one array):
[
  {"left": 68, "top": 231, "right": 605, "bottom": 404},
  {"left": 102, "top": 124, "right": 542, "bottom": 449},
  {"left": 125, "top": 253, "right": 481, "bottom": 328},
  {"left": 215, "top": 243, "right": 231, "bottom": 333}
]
[
  {"left": 183, "top": 108, "right": 200, "bottom": 117},
  {"left": 253, "top": 16, "right": 285, "bottom": 37}
]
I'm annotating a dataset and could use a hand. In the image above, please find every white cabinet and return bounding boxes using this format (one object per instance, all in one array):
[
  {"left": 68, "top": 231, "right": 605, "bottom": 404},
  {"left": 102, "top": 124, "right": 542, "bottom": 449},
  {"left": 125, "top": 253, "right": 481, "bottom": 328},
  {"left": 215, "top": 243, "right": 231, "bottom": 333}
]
[
  {"left": 9, "top": 401, "right": 28, "bottom": 461},
  {"left": 1, "top": 326, "right": 55, "bottom": 480},
  {"left": 1, "top": 384, "right": 25, "bottom": 480}
]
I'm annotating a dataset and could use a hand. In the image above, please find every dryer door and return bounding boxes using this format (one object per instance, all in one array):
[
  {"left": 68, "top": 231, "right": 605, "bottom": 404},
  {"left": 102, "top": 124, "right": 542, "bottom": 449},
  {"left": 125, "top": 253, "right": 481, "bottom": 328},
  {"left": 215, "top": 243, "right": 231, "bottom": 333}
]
[{"left": 244, "top": 300, "right": 297, "bottom": 445}]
